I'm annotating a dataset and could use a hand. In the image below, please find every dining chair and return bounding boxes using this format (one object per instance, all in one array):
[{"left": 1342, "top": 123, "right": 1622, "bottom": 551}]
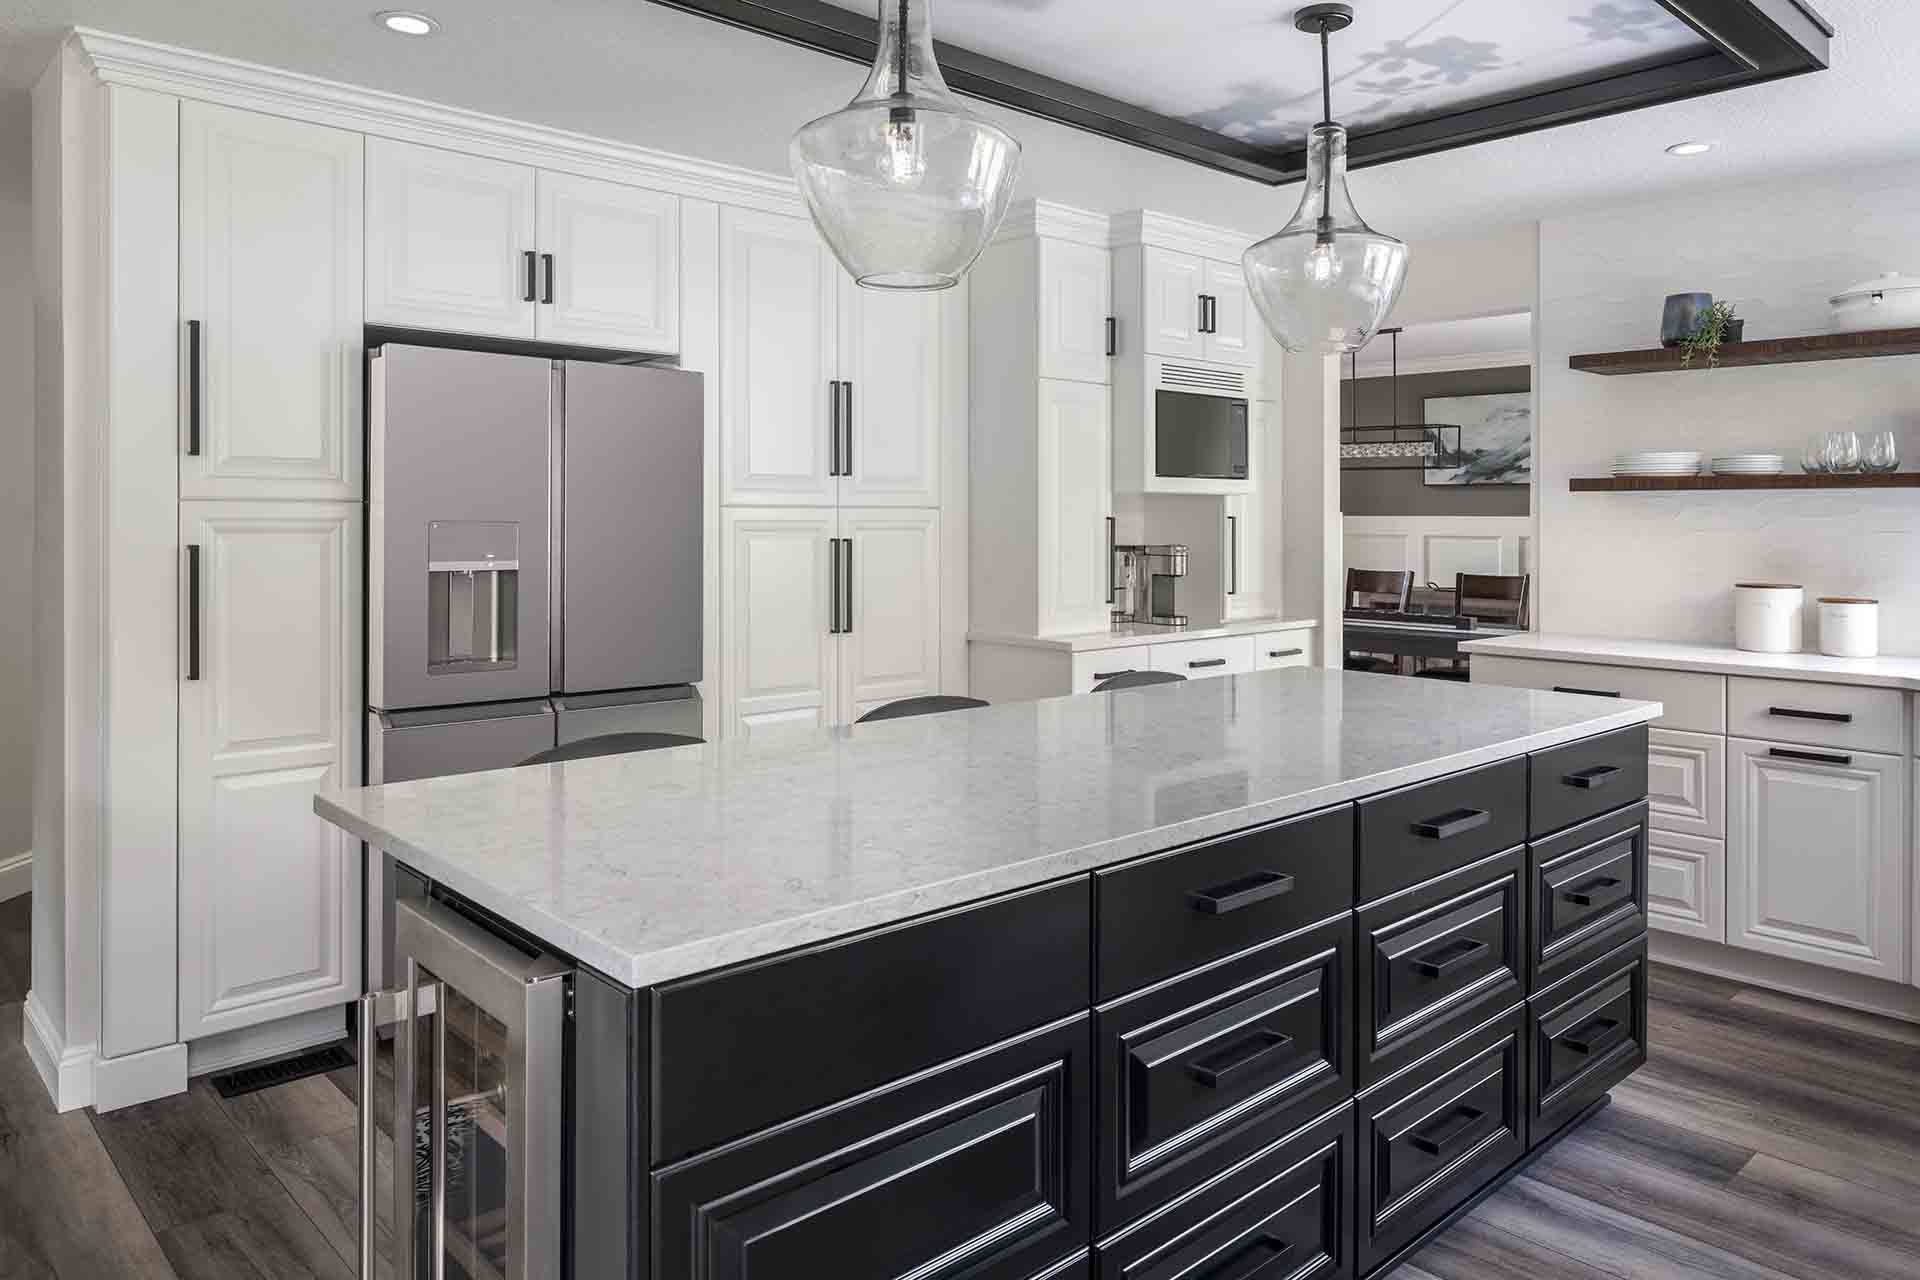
[
  {"left": 857, "top": 695, "right": 990, "bottom": 723},
  {"left": 1345, "top": 567, "right": 1415, "bottom": 673},
  {"left": 1092, "top": 670, "right": 1187, "bottom": 693},
  {"left": 1416, "top": 573, "right": 1532, "bottom": 681},
  {"left": 519, "top": 732, "right": 705, "bottom": 765}
]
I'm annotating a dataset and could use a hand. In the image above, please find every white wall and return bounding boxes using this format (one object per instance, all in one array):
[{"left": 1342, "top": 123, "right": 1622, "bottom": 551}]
[
  {"left": 1393, "top": 222, "right": 1538, "bottom": 327},
  {"left": 1537, "top": 161, "right": 1920, "bottom": 650},
  {"left": 0, "top": 94, "right": 31, "bottom": 859}
]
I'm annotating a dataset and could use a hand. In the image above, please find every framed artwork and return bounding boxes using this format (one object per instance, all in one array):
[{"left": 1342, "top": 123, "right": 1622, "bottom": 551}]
[{"left": 1423, "top": 392, "right": 1532, "bottom": 486}]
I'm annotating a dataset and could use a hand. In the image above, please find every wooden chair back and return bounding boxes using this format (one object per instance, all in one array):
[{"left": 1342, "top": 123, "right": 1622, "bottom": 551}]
[
  {"left": 1455, "top": 573, "right": 1531, "bottom": 628},
  {"left": 1346, "top": 568, "right": 1414, "bottom": 612}
]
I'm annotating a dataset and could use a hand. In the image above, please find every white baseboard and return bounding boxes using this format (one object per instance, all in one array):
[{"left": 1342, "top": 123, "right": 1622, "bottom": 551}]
[
  {"left": 187, "top": 1005, "right": 347, "bottom": 1078},
  {"left": 92, "top": 1040, "right": 189, "bottom": 1113},
  {"left": 21, "top": 991, "right": 97, "bottom": 1112},
  {"left": 1650, "top": 932, "right": 1920, "bottom": 1025},
  {"left": 0, "top": 850, "right": 29, "bottom": 903}
]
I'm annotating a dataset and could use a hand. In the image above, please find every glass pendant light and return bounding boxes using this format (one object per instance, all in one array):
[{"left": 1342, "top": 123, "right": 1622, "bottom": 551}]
[
  {"left": 1243, "top": 3, "right": 1409, "bottom": 353},
  {"left": 790, "top": 0, "right": 1022, "bottom": 290}
]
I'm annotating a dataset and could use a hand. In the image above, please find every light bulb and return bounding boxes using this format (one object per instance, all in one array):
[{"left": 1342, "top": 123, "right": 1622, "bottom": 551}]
[
  {"left": 883, "top": 106, "right": 925, "bottom": 183},
  {"left": 1304, "top": 238, "right": 1341, "bottom": 286}
]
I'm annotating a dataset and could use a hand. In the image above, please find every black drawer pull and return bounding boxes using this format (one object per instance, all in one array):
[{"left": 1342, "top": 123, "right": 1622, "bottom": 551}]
[
  {"left": 1188, "top": 1029, "right": 1295, "bottom": 1090},
  {"left": 1410, "top": 1104, "right": 1488, "bottom": 1157},
  {"left": 1267, "top": 647, "right": 1303, "bottom": 659},
  {"left": 1562, "top": 875, "right": 1624, "bottom": 908},
  {"left": 1105, "top": 315, "right": 1117, "bottom": 357},
  {"left": 1769, "top": 705, "right": 1852, "bottom": 724},
  {"left": 1188, "top": 657, "right": 1229, "bottom": 669},
  {"left": 1188, "top": 870, "right": 1294, "bottom": 915},
  {"left": 1563, "top": 764, "right": 1622, "bottom": 790},
  {"left": 1769, "top": 747, "right": 1853, "bottom": 767},
  {"left": 1092, "top": 668, "right": 1136, "bottom": 682},
  {"left": 1563, "top": 1016, "right": 1625, "bottom": 1056},
  {"left": 1410, "top": 807, "right": 1490, "bottom": 840},
  {"left": 1204, "top": 1235, "right": 1295, "bottom": 1280},
  {"left": 1552, "top": 685, "right": 1620, "bottom": 698},
  {"left": 1411, "top": 936, "right": 1489, "bottom": 978}
]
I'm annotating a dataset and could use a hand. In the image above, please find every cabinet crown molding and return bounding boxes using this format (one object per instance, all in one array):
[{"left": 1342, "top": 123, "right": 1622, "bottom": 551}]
[
  {"left": 69, "top": 27, "right": 807, "bottom": 217},
  {"left": 1109, "top": 210, "right": 1258, "bottom": 264},
  {"left": 992, "top": 199, "right": 1113, "bottom": 249}
]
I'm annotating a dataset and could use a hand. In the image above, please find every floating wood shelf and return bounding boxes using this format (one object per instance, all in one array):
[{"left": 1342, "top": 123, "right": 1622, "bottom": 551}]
[
  {"left": 1571, "top": 473, "right": 1920, "bottom": 492},
  {"left": 1569, "top": 327, "right": 1920, "bottom": 374}
]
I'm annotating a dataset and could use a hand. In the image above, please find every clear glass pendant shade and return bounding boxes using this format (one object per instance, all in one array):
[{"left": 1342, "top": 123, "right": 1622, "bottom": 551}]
[
  {"left": 1243, "top": 124, "right": 1408, "bottom": 353},
  {"left": 790, "top": 0, "right": 1021, "bottom": 290}
]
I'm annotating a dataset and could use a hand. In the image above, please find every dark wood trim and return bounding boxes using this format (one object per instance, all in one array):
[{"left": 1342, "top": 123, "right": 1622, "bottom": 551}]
[
  {"left": 1571, "top": 473, "right": 1920, "bottom": 492},
  {"left": 1570, "top": 327, "right": 1920, "bottom": 375}
]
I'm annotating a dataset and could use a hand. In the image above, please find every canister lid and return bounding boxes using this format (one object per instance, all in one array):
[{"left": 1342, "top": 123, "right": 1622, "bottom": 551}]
[
  {"left": 1817, "top": 596, "right": 1877, "bottom": 604},
  {"left": 1734, "top": 582, "right": 1803, "bottom": 590}
]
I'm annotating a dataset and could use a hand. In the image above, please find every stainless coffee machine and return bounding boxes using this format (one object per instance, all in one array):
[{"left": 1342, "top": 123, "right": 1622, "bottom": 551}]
[{"left": 1111, "top": 543, "right": 1190, "bottom": 627}]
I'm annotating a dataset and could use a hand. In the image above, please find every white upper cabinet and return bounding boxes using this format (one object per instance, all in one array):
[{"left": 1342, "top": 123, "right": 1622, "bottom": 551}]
[
  {"left": 839, "top": 508, "right": 941, "bottom": 721},
  {"left": 366, "top": 139, "right": 537, "bottom": 339},
  {"left": 1039, "top": 239, "right": 1113, "bottom": 384},
  {"left": 1037, "top": 379, "right": 1114, "bottom": 635},
  {"left": 180, "top": 103, "right": 363, "bottom": 500},
  {"left": 534, "top": 171, "right": 679, "bottom": 352},
  {"left": 721, "top": 508, "right": 840, "bottom": 736},
  {"left": 1142, "top": 246, "right": 1204, "bottom": 360},
  {"left": 839, "top": 285, "right": 946, "bottom": 507},
  {"left": 1202, "top": 258, "right": 1256, "bottom": 367}
]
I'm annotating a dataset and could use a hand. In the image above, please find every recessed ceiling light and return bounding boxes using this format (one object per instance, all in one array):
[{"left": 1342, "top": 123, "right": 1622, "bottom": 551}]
[
  {"left": 375, "top": 10, "right": 438, "bottom": 36},
  {"left": 1665, "top": 141, "right": 1713, "bottom": 157}
]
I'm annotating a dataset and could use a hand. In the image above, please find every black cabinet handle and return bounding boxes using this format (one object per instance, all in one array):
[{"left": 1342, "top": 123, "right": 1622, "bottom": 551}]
[
  {"left": 1188, "top": 869, "right": 1294, "bottom": 915},
  {"left": 184, "top": 320, "right": 203, "bottom": 456},
  {"left": 540, "top": 252, "right": 555, "bottom": 304},
  {"left": 1105, "top": 516, "right": 1116, "bottom": 604},
  {"left": 1198, "top": 294, "right": 1209, "bottom": 333},
  {"left": 839, "top": 380, "right": 854, "bottom": 477},
  {"left": 1189, "top": 657, "right": 1229, "bottom": 669},
  {"left": 828, "top": 537, "right": 842, "bottom": 635},
  {"left": 1202, "top": 1236, "right": 1295, "bottom": 1280},
  {"left": 1268, "top": 648, "right": 1303, "bottom": 659},
  {"left": 1769, "top": 746, "right": 1852, "bottom": 766},
  {"left": 1411, "top": 936, "right": 1489, "bottom": 978},
  {"left": 1093, "top": 668, "right": 1135, "bottom": 682},
  {"left": 1105, "top": 315, "right": 1117, "bottom": 357},
  {"left": 186, "top": 543, "right": 202, "bottom": 681},
  {"left": 1410, "top": 1104, "right": 1488, "bottom": 1157},
  {"left": 1562, "top": 874, "right": 1624, "bottom": 908},
  {"left": 1410, "top": 807, "right": 1490, "bottom": 840},
  {"left": 1563, "top": 1015, "right": 1625, "bottom": 1056},
  {"left": 1187, "top": 1028, "right": 1294, "bottom": 1089},
  {"left": 827, "top": 381, "right": 841, "bottom": 476},
  {"left": 1227, "top": 515, "right": 1239, "bottom": 594},
  {"left": 1563, "top": 764, "right": 1621, "bottom": 790},
  {"left": 1768, "top": 706, "right": 1852, "bottom": 724},
  {"left": 1552, "top": 685, "right": 1620, "bottom": 698},
  {"left": 522, "top": 250, "right": 537, "bottom": 303},
  {"left": 841, "top": 535, "right": 854, "bottom": 634}
]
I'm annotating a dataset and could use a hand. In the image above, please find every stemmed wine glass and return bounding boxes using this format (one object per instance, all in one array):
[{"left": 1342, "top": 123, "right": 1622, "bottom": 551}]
[{"left": 1862, "top": 429, "right": 1899, "bottom": 473}]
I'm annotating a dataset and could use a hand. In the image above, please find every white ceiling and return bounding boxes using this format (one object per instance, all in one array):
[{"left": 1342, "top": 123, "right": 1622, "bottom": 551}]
[
  {"left": 0, "top": 0, "right": 1911, "bottom": 244},
  {"left": 1352, "top": 311, "right": 1532, "bottom": 375}
]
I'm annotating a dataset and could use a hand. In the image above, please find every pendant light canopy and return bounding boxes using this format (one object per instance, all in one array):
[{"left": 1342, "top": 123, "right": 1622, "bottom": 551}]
[
  {"left": 1243, "top": 4, "right": 1409, "bottom": 353},
  {"left": 790, "top": 0, "right": 1022, "bottom": 291}
]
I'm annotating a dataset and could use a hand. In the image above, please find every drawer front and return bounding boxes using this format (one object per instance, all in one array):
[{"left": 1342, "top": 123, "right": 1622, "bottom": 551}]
[
  {"left": 1530, "top": 803, "right": 1649, "bottom": 991},
  {"left": 1646, "top": 829, "right": 1725, "bottom": 942},
  {"left": 1647, "top": 728, "right": 1725, "bottom": 839},
  {"left": 653, "top": 1014, "right": 1091, "bottom": 1280},
  {"left": 1095, "top": 1102, "right": 1353, "bottom": 1280},
  {"left": 1150, "top": 634, "right": 1256, "bottom": 679},
  {"left": 1356, "top": 1006, "right": 1526, "bottom": 1274},
  {"left": 1472, "top": 655, "right": 1726, "bottom": 734},
  {"left": 1728, "top": 676, "right": 1905, "bottom": 754},
  {"left": 1356, "top": 758, "right": 1527, "bottom": 902},
  {"left": 1254, "top": 634, "right": 1312, "bottom": 671},
  {"left": 653, "top": 878, "right": 1090, "bottom": 1162},
  {"left": 1357, "top": 848, "right": 1527, "bottom": 1087},
  {"left": 1096, "top": 914, "right": 1352, "bottom": 1229},
  {"left": 1098, "top": 805, "right": 1353, "bottom": 1000},
  {"left": 1075, "top": 647, "right": 1155, "bottom": 695},
  {"left": 1029, "top": 1251, "right": 1091, "bottom": 1280},
  {"left": 1530, "top": 724, "right": 1649, "bottom": 838},
  {"left": 1530, "top": 935, "right": 1648, "bottom": 1143}
]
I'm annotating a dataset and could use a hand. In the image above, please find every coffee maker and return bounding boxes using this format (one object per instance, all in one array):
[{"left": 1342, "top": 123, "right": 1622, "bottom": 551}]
[{"left": 1111, "top": 543, "right": 1190, "bottom": 627}]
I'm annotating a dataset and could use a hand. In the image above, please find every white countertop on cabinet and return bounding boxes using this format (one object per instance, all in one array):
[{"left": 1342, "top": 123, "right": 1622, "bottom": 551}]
[
  {"left": 1462, "top": 632, "right": 1920, "bottom": 690},
  {"left": 970, "top": 616, "right": 1319, "bottom": 654}
]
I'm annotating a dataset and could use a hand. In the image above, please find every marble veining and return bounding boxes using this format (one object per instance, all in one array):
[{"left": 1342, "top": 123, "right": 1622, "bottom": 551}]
[
  {"left": 1464, "top": 632, "right": 1920, "bottom": 689},
  {"left": 971, "top": 616, "right": 1319, "bottom": 653},
  {"left": 316, "top": 669, "right": 1658, "bottom": 989}
]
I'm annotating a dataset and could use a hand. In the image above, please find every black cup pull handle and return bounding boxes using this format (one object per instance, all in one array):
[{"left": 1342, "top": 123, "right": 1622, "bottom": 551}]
[
  {"left": 1105, "top": 315, "right": 1117, "bottom": 357},
  {"left": 1411, "top": 808, "right": 1490, "bottom": 840},
  {"left": 1562, "top": 874, "right": 1624, "bottom": 907},
  {"left": 1187, "top": 1028, "right": 1294, "bottom": 1089},
  {"left": 1410, "top": 1104, "right": 1488, "bottom": 1157},
  {"left": 1769, "top": 746, "right": 1852, "bottom": 767},
  {"left": 1189, "top": 657, "right": 1229, "bottom": 669},
  {"left": 1188, "top": 870, "right": 1294, "bottom": 915},
  {"left": 1204, "top": 1234, "right": 1296, "bottom": 1280},
  {"left": 1769, "top": 705, "right": 1852, "bottom": 724},
  {"left": 522, "top": 250, "right": 537, "bottom": 303},
  {"left": 1564, "top": 764, "right": 1622, "bottom": 790},
  {"left": 1563, "top": 1016, "right": 1625, "bottom": 1056},
  {"left": 1552, "top": 685, "right": 1621, "bottom": 698},
  {"left": 1412, "top": 936, "right": 1489, "bottom": 978}
]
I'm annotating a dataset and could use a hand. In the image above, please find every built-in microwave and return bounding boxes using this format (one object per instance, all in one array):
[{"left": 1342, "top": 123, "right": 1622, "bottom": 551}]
[{"left": 1155, "top": 387, "right": 1248, "bottom": 480}]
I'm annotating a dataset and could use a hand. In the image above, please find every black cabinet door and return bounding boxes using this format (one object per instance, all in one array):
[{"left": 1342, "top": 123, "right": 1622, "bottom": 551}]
[
  {"left": 1356, "top": 759, "right": 1527, "bottom": 902},
  {"left": 1529, "top": 724, "right": 1649, "bottom": 838},
  {"left": 1530, "top": 935, "right": 1648, "bottom": 1143},
  {"left": 1529, "top": 803, "right": 1649, "bottom": 992},
  {"left": 652, "top": 1014, "right": 1092, "bottom": 1280}
]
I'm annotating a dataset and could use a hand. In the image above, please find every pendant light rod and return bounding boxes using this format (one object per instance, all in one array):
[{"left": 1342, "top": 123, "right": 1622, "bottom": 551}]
[
  {"left": 1319, "top": 27, "right": 1332, "bottom": 126},
  {"left": 896, "top": 0, "right": 908, "bottom": 95}
]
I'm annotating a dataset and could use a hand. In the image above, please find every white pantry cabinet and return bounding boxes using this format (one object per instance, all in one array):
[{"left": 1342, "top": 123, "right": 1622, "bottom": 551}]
[
  {"left": 1037, "top": 379, "right": 1115, "bottom": 636},
  {"left": 535, "top": 171, "right": 679, "bottom": 352},
  {"left": 839, "top": 287, "right": 947, "bottom": 508},
  {"left": 1039, "top": 238, "right": 1113, "bottom": 385},
  {"left": 839, "top": 508, "right": 942, "bottom": 721},
  {"left": 178, "top": 502, "right": 362, "bottom": 1038},
  {"left": 1200, "top": 257, "right": 1256, "bottom": 367},
  {"left": 179, "top": 102, "right": 363, "bottom": 500},
  {"left": 1133, "top": 246, "right": 1256, "bottom": 368}
]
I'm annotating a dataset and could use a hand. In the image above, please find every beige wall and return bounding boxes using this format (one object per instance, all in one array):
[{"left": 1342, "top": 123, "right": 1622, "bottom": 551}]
[{"left": 0, "top": 95, "right": 31, "bottom": 858}]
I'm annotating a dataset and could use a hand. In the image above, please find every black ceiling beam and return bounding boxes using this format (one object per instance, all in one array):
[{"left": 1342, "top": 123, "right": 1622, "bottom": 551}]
[{"left": 643, "top": 0, "right": 1831, "bottom": 187}]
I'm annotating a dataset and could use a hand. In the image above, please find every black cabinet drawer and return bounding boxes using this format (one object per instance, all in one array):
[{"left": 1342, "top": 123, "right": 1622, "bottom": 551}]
[
  {"left": 1529, "top": 803, "right": 1648, "bottom": 992},
  {"left": 1356, "top": 1006, "right": 1527, "bottom": 1274},
  {"left": 652, "top": 1014, "right": 1092, "bottom": 1280},
  {"left": 1357, "top": 848, "right": 1527, "bottom": 1087},
  {"left": 1356, "top": 759, "right": 1526, "bottom": 902},
  {"left": 1531, "top": 935, "right": 1648, "bottom": 1144},
  {"left": 1029, "top": 1251, "right": 1091, "bottom": 1280},
  {"left": 1097, "top": 805, "right": 1352, "bottom": 1001},
  {"left": 652, "top": 878, "right": 1091, "bottom": 1163},
  {"left": 1095, "top": 913, "right": 1353, "bottom": 1230},
  {"left": 1095, "top": 1102, "right": 1353, "bottom": 1280},
  {"left": 1529, "top": 724, "right": 1648, "bottom": 838}
]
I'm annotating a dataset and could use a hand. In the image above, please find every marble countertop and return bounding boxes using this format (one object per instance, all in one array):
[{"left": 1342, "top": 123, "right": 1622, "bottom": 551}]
[
  {"left": 1461, "top": 632, "right": 1920, "bottom": 690},
  {"left": 315, "top": 669, "right": 1658, "bottom": 989},
  {"left": 971, "top": 616, "right": 1319, "bottom": 653}
]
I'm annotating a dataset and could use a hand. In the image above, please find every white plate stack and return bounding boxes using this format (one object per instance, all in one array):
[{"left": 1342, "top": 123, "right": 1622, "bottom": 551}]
[
  {"left": 1613, "top": 450, "right": 1704, "bottom": 477},
  {"left": 1711, "top": 452, "right": 1786, "bottom": 475}
]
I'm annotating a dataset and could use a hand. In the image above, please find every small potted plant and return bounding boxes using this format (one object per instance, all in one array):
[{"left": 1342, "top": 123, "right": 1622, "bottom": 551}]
[{"left": 1678, "top": 300, "right": 1743, "bottom": 367}]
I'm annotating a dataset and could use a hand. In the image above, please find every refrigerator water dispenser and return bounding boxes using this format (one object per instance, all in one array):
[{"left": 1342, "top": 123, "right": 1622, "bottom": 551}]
[{"left": 427, "top": 521, "right": 520, "bottom": 672}]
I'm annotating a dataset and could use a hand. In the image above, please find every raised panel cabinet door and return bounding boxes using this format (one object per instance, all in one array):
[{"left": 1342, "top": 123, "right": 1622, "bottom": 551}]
[
  {"left": 722, "top": 508, "right": 839, "bottom": 736},
  {"left": 1039, "top": 239, "right": 1112, "bottom": 384},
  {"left": 1645, "top": 829, "right": 1725, "bottom": 942},
  {"left": 366, "top": 137, "right": 535, "bottom": 338},
  {"left": 1647, "top": 728, "right": 1726, "bottom": 838},
  {"left": 837, "top": 282, "right": 944, "bottom": 506},
  {"left": 179, "top": 502, "right": 362, "bottom": 1039},
  {"left": 1727, "top": 738, "right": 1907, "bottom": 981},
  {"left": 1037, "top": 380, "right": 1112, "bottom": 635},
  {"left": 1201, "top": 258, "right": 1256, "bottom": 367},
  {"left": 1141, "top": 246, "right": 1203, "bottom": 360},
  {"left": 180, "top": 102, "right": 363, "bottom": 500},
  {"left": 839, "top": 508, "right": 940, "bottom": 723},
  {"left": 534, "top": 171, "right": 679, "bottom": 352}
]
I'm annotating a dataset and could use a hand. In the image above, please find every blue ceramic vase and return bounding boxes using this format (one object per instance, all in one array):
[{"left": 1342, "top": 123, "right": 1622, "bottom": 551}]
[{"left": 1661, "top": 292, "right": 1713, "bottom": 347}]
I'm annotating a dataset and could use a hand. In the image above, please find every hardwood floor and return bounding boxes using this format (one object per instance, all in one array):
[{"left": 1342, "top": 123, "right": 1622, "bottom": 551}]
[{"left": 2, "top": 893, "right": 1918, "bottom": 1279}]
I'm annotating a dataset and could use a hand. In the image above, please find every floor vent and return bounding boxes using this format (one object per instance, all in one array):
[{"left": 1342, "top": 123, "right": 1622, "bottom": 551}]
[{"left": 209, "top": 1042, "right": 355, "bottom": 1099}]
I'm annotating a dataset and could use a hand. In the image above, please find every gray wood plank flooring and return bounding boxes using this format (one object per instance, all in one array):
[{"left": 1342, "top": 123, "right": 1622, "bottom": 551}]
[{"left": 1, "top": 893, "right": 1917, "bottom": 1278}]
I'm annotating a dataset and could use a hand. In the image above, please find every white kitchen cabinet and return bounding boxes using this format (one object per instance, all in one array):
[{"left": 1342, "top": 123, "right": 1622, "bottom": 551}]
[
  {"left": 1254, "top": 632, "right": 1312, "bottom": 670},
  {"left": 1647, "top": 728, "right": 1726, "bottom": 839},
  {"left": 839, "top": 509, "right": 941, "bottom": 721},
  {"left": 1646, "top": 828, "right": 1726, "bottom": 943},
  {"left": 366, "top": 139, "right": 537, "bottom": 338},
  {"left": 1071, "top": 647, "right": 1154, "bottom": 694},
  {"left": 1039, "top": 238, "right": 1113, "bottom": 384},
  {"left": 1727, "top": 737, "right": 1907, "bottom": 981},
  {"left": 535, "top": 171, "right": 679, "bottom": 352},
  {"left": 179, "top": 103, "right": 363, "bottom": 500},
  {"left": 1037, "top": 379, "right": 1114, "bottom": 636},
  {"left": 1141, "top": 246, "right": 1204, "bottom": 360},
  {"left": 1201, "top": 258, "right": 1256, "bottom": 367},
  {"left": 838, "top": 287, "right": 945, "bottom": 508},
  {"left": 178, "top": 502, "right": 362, "bottom": 1039},
  {"left": 1151, "top": 634, "right": 1255, "bottom": 680},
  {"left": 722, "top": 508, "right": 841, "bottom": 735}
]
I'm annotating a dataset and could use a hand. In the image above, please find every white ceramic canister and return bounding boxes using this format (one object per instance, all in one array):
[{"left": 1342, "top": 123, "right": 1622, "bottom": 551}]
[
  {"left": 1817, "top": 597, "right": 1879, "bottom": 658},
  {"left": 1733, "top": 583, "right": 1804, "bottom": 653}
]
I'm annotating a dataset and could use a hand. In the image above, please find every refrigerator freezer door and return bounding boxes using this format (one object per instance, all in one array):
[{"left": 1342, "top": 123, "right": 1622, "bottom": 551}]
[
  {"left": 371, "top": 345, "right": 554, "bottom": 711},
  {"left": 369, "top": 701, "right": 556, "bottom": 785},
  {"left": 559, "top": 362, "right": 704, "bottom": 694},
  {"left": 554, "top": 687, "right": 702, "bottom": 744}
]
